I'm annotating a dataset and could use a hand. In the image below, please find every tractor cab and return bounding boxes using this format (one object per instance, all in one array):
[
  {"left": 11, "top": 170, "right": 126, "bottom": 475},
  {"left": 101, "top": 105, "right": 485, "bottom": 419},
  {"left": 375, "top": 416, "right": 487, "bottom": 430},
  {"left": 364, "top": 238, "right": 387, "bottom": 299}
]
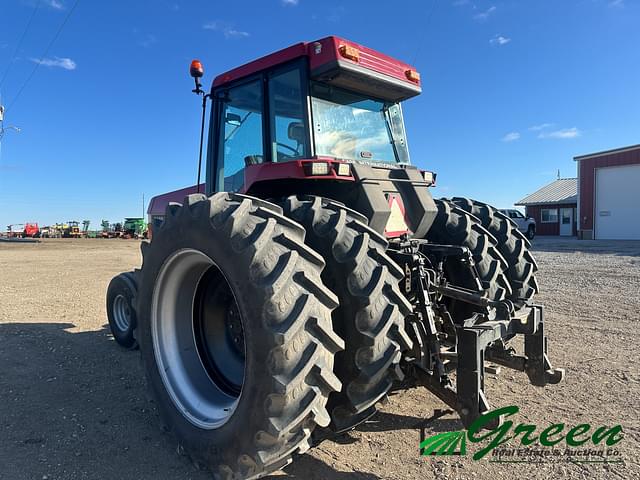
[{"left": 196, "top": 36, "right": 435, "bottom": 237}]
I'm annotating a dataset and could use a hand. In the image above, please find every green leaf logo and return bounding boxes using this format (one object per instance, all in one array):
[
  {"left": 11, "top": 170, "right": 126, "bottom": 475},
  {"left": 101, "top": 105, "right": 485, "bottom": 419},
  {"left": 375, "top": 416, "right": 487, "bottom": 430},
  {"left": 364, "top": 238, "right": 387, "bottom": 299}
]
[{"left": 420, "top": 431, "right": 467, "bottom": 456}]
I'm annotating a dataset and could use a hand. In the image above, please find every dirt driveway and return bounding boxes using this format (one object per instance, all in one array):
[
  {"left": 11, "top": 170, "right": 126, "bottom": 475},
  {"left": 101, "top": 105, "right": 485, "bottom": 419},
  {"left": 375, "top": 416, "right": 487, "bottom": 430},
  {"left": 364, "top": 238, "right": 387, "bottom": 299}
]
[{"left": 1, "top": 237, "right": 638, "bottom": 479}]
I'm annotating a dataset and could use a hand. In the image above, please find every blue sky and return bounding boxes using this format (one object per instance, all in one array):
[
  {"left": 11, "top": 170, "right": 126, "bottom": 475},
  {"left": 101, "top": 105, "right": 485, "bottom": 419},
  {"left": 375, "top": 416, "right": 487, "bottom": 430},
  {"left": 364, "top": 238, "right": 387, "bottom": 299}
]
[{"left": 0, "top": 0, "right": 638, "bottom": 228}]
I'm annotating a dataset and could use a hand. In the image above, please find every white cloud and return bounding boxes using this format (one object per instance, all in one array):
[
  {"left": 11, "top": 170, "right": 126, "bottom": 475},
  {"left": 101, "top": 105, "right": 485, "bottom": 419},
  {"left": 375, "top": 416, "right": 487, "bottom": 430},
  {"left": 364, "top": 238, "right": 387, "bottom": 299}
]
[
  {"left": 490, "top": 35, "right": 511, "bottom": 46},
  {"left": 139, "top": 34, "right": 157, "bottom": 48},
  {"left": 609, "top": 0, "right": 624, "bottom": 7},
  {"left": 327, "top": 6, "right": 346, "bottom": 23},
  {"left": 474, "top": 5, "right": 496, "bottom": 21},
  {"left": 281, "top": 0, "right": 299, "bottom": 5},
  {"left": 528, "top": 123, "right": 554, "bottom": 131},
  {"left": 538, "top": 127, "right": 581, "bottom": 139},
  {"left": 30, "top": 57, "right": 76, "bottom": 70},
  {"left": 502, "top": 132, "right": 520, "bottom": 142},
  {"left": 224, "top": 28, "right": 249, "bottom": 38},
  {"left": 203, "top": 21, "right": 250, "bottom": 39},
  {"left": 45, "top": 0, "right": 64, "bottom": 10}
]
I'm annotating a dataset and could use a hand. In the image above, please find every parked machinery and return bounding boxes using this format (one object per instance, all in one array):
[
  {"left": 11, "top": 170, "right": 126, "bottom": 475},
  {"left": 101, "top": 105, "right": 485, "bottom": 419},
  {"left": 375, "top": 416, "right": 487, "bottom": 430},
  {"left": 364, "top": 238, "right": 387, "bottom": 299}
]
[
  {"left": 121, "top": 217, "right": 146, "bottom": 239},
  {"left": 63, "top": 221, "right": 81, "bottom": 238},
  {"left": 23, "top": 223, "right": 40, "bottom": 238},
  {"left": 39, "top": 225, "right": 60, "bottom": 238}
]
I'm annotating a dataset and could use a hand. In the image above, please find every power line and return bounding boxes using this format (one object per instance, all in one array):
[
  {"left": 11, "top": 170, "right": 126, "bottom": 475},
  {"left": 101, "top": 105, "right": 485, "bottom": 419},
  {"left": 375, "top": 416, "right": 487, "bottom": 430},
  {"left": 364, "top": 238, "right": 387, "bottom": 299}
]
[
  {"left": 0, "top": 0, "right": 43, "bottom": 89},
  {"left": 5, "top": 0, "right": 81, "bottom": 114}
]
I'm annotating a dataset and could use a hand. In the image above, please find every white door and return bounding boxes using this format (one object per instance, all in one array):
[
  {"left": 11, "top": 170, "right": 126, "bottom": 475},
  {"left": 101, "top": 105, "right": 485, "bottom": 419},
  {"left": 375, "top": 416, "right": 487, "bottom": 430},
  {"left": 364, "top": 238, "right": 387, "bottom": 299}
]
[
  {"left": 595, "top": 164, "right": 640, "bottom": 240},
  {"left": 560, "top": 208, "right": 573, "bottom": 236}
]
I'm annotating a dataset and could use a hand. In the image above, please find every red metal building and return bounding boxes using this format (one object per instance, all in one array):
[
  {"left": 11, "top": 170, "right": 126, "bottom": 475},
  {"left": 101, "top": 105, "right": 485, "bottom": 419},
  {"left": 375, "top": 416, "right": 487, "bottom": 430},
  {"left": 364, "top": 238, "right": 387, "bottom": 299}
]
[
  {"left": 515, "top": 179, "right": 578, "bottom": 236},
  {"left": 575, "top": 144, "right": 640, "bottom": 240}
]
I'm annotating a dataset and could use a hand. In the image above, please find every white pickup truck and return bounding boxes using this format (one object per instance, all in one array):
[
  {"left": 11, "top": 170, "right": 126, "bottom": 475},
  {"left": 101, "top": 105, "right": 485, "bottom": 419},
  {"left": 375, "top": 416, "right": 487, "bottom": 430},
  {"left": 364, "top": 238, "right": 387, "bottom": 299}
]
[{"left": 499, "top": 209, "right": 536, "bottom": 240}]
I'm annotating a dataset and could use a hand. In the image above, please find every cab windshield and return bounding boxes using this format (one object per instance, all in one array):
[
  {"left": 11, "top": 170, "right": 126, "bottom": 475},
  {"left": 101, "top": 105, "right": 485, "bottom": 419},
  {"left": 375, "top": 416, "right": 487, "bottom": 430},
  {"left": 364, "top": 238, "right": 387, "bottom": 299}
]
[{"left": 310, "top": 82, "right": 410, "bottom": 164}]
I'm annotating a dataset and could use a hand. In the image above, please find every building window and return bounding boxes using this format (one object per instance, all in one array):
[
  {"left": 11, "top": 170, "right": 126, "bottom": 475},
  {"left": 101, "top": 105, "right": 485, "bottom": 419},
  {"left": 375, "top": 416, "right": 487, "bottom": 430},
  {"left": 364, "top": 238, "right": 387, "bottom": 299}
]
[{"left": 541, "top": 208, "right": 558, "bottom": 223}]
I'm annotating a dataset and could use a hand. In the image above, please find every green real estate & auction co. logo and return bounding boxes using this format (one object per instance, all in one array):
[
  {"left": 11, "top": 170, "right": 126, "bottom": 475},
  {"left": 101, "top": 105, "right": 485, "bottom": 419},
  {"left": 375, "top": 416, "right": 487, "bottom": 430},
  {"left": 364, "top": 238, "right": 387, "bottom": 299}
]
[{"left": 420, "top": 405, "right": 624, "bottom": 464}]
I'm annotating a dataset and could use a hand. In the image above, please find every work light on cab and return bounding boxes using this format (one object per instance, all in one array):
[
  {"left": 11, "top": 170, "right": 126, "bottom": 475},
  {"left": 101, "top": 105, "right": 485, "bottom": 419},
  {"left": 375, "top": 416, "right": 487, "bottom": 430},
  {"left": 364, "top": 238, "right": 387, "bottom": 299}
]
[
  {"left": 310, "top": 162, "right": 330, "bottom": 176},
  {"left": 337, "top": 163, "right": 351, "bottom": 176},
  {"left": 422, "top": 170, "right": 437, "bottom": 186},
  {"left": 405, "top": 69, "right": 421, "bottom": 83},
  {"left": 339, "top": 44, "right": 360, "bottom": 62}
]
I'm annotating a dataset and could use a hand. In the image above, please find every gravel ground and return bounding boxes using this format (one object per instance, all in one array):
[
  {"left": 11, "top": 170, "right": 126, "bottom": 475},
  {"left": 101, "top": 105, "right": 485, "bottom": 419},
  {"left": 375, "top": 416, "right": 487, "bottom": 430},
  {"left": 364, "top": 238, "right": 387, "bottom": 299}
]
[{"left": 0, "top": 237, "right": 638, "bottom": 480}]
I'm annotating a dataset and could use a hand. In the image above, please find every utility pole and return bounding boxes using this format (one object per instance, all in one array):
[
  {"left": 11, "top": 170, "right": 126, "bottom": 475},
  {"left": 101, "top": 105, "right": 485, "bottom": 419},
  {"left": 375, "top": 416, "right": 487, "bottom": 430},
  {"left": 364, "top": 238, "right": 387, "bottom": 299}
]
[{"left": 0, "top": 102, "right": 21, "bottom": 142}]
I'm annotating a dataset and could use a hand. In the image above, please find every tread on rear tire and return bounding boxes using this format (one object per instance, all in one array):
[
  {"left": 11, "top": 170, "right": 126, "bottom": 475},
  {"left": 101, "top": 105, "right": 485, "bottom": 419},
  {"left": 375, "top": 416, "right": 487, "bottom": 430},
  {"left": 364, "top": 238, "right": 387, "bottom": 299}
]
[
  {"left": 426, "top": 199, "right": 512, "bottom": 320},
  {"left": 136, "top": 192, "right": 344, "bottom": 479},
  {"left": 282, "top": 195, "right": 413, "bottom": 433},
  {"left": 450, "top": 197, "right": 539, "bottom": 304}
]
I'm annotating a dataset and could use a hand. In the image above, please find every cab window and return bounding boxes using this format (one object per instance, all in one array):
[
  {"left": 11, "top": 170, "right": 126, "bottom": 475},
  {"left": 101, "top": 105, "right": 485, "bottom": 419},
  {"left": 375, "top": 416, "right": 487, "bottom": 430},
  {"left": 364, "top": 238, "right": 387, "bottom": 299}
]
[
  {"left": 219, "top": 80, "right": 264, "bottom": 192},
  {"left": 268, "top": 65, "right": 308, "bottom": 161}
]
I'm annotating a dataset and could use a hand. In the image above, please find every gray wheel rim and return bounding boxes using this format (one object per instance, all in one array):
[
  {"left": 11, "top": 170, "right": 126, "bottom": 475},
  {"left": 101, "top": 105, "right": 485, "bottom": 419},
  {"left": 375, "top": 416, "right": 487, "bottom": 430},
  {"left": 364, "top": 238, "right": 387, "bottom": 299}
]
[
  {"left": 113, "top": 294, "right": 131, "bottom": 332},
  {"left": 151, "top": 248, "right": 244, "bottom": 430}
]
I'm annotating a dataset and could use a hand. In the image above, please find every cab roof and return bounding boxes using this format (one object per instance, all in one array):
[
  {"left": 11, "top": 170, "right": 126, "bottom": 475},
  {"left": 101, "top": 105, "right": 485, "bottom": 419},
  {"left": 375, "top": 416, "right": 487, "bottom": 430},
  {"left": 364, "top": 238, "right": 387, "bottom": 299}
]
[{"left": 211, "top": 36, "right": 421, "bottom": 97}]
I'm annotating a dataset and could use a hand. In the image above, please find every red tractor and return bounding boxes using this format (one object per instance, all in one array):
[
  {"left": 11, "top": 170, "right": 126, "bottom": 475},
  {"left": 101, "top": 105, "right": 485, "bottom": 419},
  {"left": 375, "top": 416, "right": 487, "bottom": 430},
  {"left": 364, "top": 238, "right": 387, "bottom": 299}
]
[{"left": 107, "top": 36, "right": 563, "bottom": 479}]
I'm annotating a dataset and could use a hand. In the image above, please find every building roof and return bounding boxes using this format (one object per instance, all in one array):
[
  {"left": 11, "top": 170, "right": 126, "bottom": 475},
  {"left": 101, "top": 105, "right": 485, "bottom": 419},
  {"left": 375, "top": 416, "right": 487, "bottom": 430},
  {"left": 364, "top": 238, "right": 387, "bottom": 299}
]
[
  {"left": 515, "top": 178, "right": 578, "bottom": 206},
  {"left": 574, "top": 144, "right": 640, "bottom": 161}
]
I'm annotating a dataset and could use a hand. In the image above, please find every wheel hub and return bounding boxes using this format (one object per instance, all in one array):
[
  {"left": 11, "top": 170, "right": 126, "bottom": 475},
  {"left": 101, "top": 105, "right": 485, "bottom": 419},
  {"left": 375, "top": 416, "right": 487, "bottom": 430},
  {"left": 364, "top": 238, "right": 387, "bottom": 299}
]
[
  {"left": 151, "top": 249, "right": 246, "bottom": 429},
  {"left": 113, "top": 294, "right": 131, "bottom": 332},
  {"left": 193, "top": 267, "right": 246, "bottom": 397}
]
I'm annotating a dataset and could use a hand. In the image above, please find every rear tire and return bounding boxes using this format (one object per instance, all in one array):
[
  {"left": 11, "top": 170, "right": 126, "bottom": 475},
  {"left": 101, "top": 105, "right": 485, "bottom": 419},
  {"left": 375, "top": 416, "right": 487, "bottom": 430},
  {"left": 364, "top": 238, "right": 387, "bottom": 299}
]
[
  {"left": 282, "top": 196, "right": 413, "bottom": 432},
  {"left": 450, "top": 198, "right": 539, "bottom": 304},
  {"left": 136, "top": 193, "right": 344, "bottom": 479},
  {"left": 106, "top": 271, "right": 139, "bottom": 350},
  {"left": 426, "top": 199, "right": 511, "bottom": 319}
]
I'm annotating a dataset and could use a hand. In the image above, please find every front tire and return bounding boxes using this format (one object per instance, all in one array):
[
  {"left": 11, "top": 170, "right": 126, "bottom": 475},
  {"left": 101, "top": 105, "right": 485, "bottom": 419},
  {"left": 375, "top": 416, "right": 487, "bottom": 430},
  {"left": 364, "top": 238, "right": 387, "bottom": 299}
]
[
  {"left": 106, "top": 271, "right": 139, "bottom": 349},
  {"left": 137, "top": 193, "right": 344, "bottom": 479}
]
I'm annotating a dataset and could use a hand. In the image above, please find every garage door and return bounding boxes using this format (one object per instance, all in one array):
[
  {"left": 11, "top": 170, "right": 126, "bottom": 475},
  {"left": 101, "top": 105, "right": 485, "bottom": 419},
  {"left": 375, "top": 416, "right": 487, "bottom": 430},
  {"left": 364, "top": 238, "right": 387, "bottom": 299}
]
[{"left": 595, "top": 164, "right": 640, "bottom": 240}]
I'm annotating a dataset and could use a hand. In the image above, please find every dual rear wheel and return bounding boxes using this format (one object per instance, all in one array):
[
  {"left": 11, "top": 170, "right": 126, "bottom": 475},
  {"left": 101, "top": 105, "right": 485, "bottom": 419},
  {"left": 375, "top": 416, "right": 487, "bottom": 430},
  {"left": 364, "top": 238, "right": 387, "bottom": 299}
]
[
  {"left": 130, "top": 193, "right": 414, "bottom": 478},
  {"left": 115, "top": 193, "right": 536, "bottom": 479}
]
